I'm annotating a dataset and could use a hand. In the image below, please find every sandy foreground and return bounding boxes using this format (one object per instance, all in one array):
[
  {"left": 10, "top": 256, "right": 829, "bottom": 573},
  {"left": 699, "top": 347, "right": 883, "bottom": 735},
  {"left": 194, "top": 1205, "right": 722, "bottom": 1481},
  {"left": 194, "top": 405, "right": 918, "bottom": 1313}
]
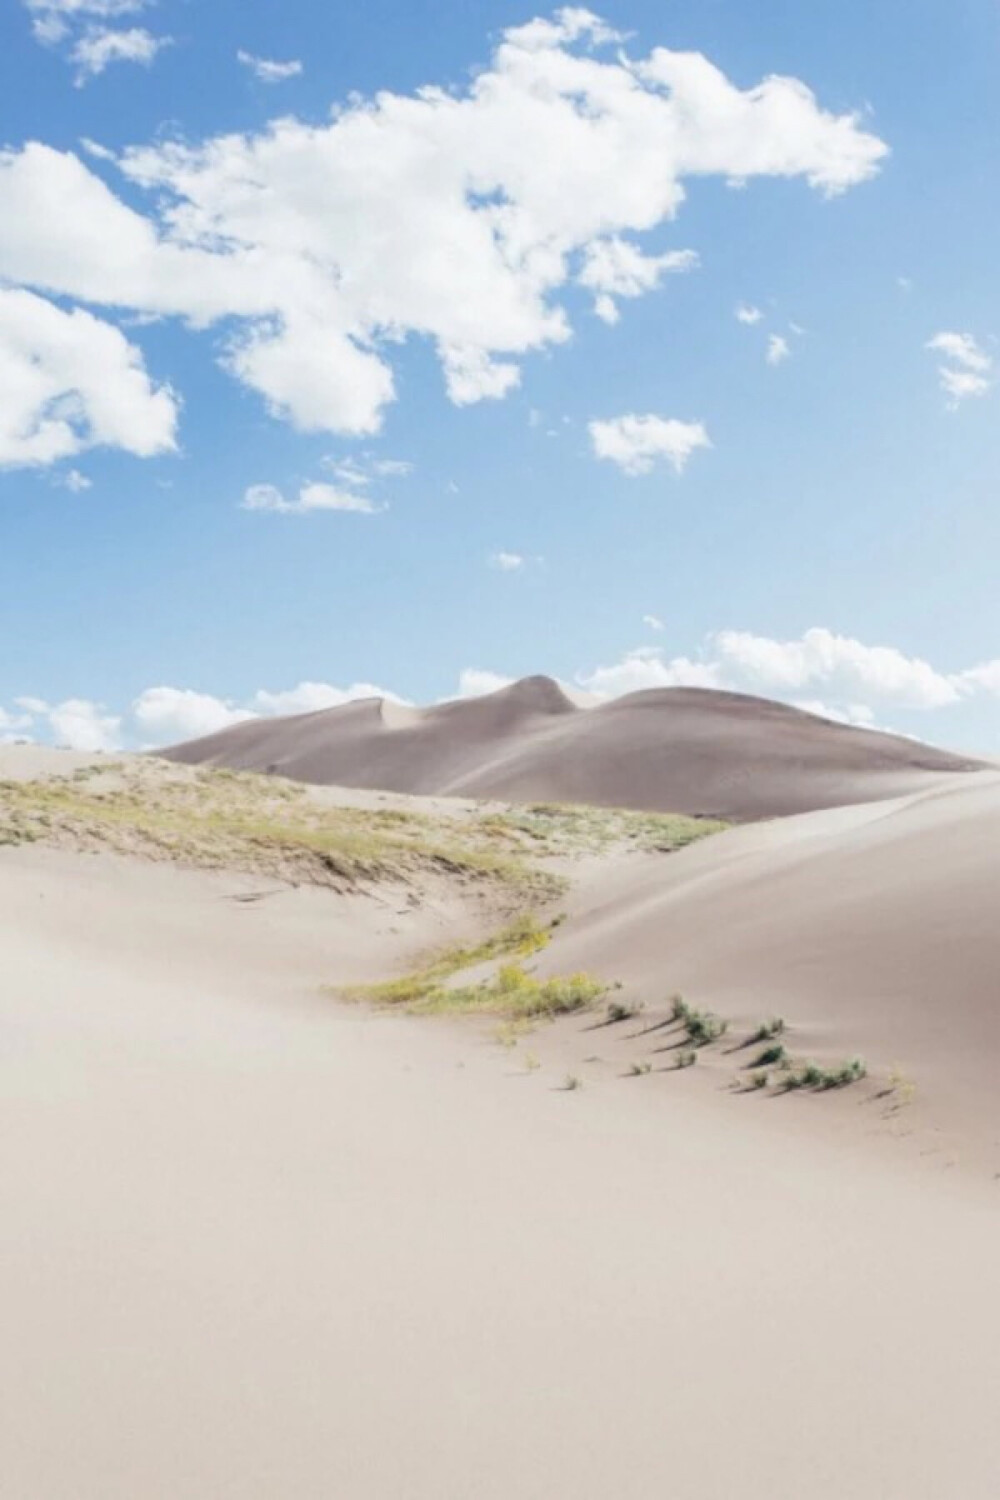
[{"left": 2, "top": 751, "right": 1000, "bottom": 1497}]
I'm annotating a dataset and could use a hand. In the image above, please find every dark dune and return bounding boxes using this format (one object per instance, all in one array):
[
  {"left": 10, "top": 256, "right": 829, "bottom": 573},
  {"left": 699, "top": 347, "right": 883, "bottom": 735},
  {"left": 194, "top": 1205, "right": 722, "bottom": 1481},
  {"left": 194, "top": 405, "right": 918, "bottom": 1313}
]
[{"left": 162, "top": 674, "right": 984, "bottom": 820}]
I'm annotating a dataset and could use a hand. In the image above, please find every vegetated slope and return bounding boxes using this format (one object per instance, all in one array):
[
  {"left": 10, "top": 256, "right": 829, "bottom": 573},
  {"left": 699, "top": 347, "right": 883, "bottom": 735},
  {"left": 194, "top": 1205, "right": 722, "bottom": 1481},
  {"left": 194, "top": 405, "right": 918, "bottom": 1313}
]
[
  {"left": 537, "top": 770, "right": 1000, "bottom": 1147},
  {"left": 163, "top": 674, "right": 984, "bottom": 820}
]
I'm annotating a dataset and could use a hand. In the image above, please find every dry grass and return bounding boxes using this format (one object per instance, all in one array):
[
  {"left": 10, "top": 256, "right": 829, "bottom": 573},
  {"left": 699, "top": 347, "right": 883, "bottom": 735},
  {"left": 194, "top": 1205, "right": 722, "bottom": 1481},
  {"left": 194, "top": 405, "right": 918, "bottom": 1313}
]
[{"left": 0, "top": 761, "right": 559, "bottom": 901}]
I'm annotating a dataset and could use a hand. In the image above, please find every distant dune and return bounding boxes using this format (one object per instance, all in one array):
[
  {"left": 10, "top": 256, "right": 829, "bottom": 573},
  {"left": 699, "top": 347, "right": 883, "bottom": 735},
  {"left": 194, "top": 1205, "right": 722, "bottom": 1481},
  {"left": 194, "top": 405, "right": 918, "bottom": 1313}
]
[{"left": 163, "top": 674, "right": 983, "bottom": 820}]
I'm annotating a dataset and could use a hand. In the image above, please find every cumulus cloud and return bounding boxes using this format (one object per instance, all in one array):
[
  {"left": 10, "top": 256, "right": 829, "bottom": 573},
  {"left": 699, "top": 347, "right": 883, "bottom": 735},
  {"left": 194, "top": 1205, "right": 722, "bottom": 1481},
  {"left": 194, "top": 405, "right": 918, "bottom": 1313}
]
[
  {"left": 131, "top": 680, "right": 410, "bottom": 745},
  {"left": 0, "top": 288, "right": 178, "bottom": 468},
  {"left": 240, "top": 482, "right": 384, "bottom": 515},
  {"left": 0, "top": 14, "right": 886, "bottom": 445},
  {"left": 237, "top": 50, "right": 303, "bottom": 83},
  {"left": 71, "top": 26, "right": 167, "bottom": 82},
  {"left": 927, "top": 331, "right": 993, "bottom": 408},
  {"left": 766, "top": 333, "right": 791, "bottom": 365},
  {"left": 589, "top": 413, "right": 710, "bottom": 475},
  {"left": 735, "top": 303, "right": 763, "bottom": 324},
  {"left": 642, "top": 613, "right": 664, "bottom": 631},
  {"left": 132, "top": 687, "right": 253, "bottom": 743},
  {"left": 577, "top": 626, "right": 978, "bottom": 718},
  {"left": 41, "top": 697, "right": 122, "bottom": 751}
]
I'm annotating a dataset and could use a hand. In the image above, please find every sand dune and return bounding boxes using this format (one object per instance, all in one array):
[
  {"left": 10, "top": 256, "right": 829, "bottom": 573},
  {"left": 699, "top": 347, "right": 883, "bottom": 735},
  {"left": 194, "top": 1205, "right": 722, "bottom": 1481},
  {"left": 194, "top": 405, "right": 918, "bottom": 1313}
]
[
  {"left": 163, "top": 675, "right": 984, "bottom": 820},
  {"left": 530, "top": 768, "right": 1000, "bottom": 1169},
  {"left": 3, "top": 749, "right": 1000, "bottom": 1497}
]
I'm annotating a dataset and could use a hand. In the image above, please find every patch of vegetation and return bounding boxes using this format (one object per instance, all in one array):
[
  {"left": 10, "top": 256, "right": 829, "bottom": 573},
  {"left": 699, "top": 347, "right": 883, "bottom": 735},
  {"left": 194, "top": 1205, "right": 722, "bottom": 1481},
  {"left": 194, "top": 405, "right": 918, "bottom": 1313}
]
[
  {"left": 415, "top": 964, "right": 607, "bottom": 1020},
  {"left": 477, "top": 802, "right": 728, "bottom": 858},
  {"left": 628, "top": 1060, "right": 653, "bottom": 1076},
  {"left": 750, "top": 1070, "right": 770, "bottom": 1090},
  {"left": 606, "top": 999, "right": 644, "bottom": 1024},
  {"left": 0, "top": 761, "right": 571, "bottom": 904},
  {"left": 751, "top": 1042, "right": 788, "bottom": 1070},
  {"left": 783, "top": 1057, "right": 868, "bottom": 1091},
  {"left": 752, "top": 1017, "right": 786, "bottom": 1043},
  {"left": 563, "top": 1073, "right": 583, "bottom": 1091},
  {"left": 671, "top": 996, "right": 728, "bottom": 1046},
  {"left": 338, "top": 913, "right": 561, "bottom": 1008},
  {"left": 675, "top": 1048, "right": 697, "bottom": 1070}
]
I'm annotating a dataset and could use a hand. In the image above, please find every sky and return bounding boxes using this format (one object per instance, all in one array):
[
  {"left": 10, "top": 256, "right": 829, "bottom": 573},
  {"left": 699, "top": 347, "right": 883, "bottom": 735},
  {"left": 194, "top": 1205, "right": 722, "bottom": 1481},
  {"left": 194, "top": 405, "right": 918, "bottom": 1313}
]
[{"left": 1, "top": 0, "right": 999, "bottom": 753}]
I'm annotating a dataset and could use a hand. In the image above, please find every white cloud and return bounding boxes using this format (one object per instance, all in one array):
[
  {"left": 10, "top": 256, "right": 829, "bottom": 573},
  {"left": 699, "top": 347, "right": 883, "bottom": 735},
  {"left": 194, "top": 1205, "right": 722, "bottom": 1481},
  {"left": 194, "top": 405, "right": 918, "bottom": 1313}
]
[
  {"left": 240, "top": 482, "right": 384, "bottom": 515},
  {"left": 766, "top": 333, "right": 791, "bottom": 365},
  {"left": 927, "top": 331, "right": 993, "bottom": 408},
  {"left": 0, "top": 17, "right": 886, "bottom": 440},
  {"left": 0, "top": 704, "right": 35, "bottom": 734},
  {"left": 579, "top": 238, "right": 697, "bottom": 324},
  {"left": 792, "top": 699, "right": 876, "bottom": 727},
  {"left": 60, "top": 467, "right": 93, "bottom": 491},
  {"left": 578, "top": 646, "right": 721, "bottom": 698},
  {"left": 589, "top": 413, "right": 710, "bottom": 476},
  {"left": 490, "top": 550, "right": 525, "bottom": 571},
  {"left": 642, "top": 613, "right": 664, "bottom": 631},
  {"left": 24, "top": 0, "right": 145, "bottom": 44},
  {"left": 237, "top": 50, "right": 303, "bottom": 83},
  {"left": 578, "top": 626, "right": 965, "bottom": 716},
  {"left": 47, "top": 697, "right": 121, "bottom": 751},
  {"left": 251, "top": 681, "right": 410, "bottom": 715},
  {"left": 0, "top": 288, "right": 178, "bottom": 468},
  {"left": 735, "top": 303, "right": 762, "bottom": 324},
  {"left": 71, "top": 25, "right": 167, "bottom": 83},
  {"left": 325, "top": 454, "right": 413, "bottom": 487},
  {"left": 457, "top": 668, "right": 515, "bottom": 698},
  {"left": 132, "top": 687, "right": 253, "bottom": 744}
]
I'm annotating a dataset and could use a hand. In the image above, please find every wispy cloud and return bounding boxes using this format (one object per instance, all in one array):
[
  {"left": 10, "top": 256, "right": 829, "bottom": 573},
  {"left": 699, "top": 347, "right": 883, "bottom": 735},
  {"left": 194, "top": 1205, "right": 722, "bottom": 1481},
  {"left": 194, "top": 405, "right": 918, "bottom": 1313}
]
[
  {"left": 240, "top": 482, "right": 385, "bottom": 515},
  {"left": 237, "top": 50, "right": 303, "bottom": 83},
  {"left": 926, "top": 331, "right": 993, "bottom": 408}
]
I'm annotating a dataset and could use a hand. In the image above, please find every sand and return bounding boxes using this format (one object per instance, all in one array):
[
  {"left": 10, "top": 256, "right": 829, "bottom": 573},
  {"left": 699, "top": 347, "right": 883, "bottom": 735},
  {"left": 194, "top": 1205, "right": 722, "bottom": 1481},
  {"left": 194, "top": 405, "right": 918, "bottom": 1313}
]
[
  {"left": 3, "top": 748, "right": 1000, "bottom": 1497},
  {"left": 162, "top": 676, "right": 985, "bottom": 821}
]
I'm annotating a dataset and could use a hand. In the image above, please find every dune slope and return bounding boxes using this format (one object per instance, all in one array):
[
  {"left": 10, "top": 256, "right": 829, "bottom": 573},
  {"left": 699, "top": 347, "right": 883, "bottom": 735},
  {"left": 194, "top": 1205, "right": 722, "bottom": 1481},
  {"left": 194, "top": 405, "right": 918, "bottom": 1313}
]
[
  {"left": 3, "top": 829, "right": 1000, "bottom": 1499},
  {"left": 163, "top": 675, "right": 983, "bottom": 820},
  {"left": 534, "top": 769, "right": 1000, "bottom": 1160}
]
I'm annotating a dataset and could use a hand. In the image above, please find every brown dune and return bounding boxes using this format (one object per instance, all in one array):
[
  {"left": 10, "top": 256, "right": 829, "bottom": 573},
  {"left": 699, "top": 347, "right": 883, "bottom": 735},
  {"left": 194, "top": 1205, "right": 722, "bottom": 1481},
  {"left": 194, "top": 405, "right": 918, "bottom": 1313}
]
[{"left": 163, "top": 675, "right": 983, "bottom": 820}]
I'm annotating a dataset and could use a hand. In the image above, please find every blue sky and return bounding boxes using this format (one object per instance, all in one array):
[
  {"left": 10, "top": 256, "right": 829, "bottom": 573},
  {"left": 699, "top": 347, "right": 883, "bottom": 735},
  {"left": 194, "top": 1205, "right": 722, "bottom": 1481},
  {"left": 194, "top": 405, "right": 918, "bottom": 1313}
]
[{"left": 1, "top": 0, "right": 999, "bottom": 752}]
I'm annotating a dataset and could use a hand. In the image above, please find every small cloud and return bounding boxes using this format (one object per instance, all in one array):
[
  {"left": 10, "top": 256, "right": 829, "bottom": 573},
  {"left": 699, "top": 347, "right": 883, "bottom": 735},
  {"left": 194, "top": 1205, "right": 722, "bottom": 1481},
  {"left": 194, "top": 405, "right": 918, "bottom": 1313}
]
[
  {"left": 642, "top": 614, "right": 664, "bottom": 632},
  {"left": 323, "top": 453, "right": 412, "bottom": 488},
  {"left": 72, "top": 26, "right": 169, "bottom": 84},
  {"left": 240, "top": 482, "right": 385, "bottom": 515},
  {"left": 59, "top": 468, "right": 93, "bottom": 492},
  {"left": 735, "top": 304, "right": 763, "bottom": 325},
  {"left": 237, "top": 49, "right": 303, "bottom": 83},
  {"left": 927, "top": 331, "right": 993, "bottom": 408},
  {"left": 766, "top": 334, "right": 791, "bottom": 365},
  {"left": 589, "top": 413, "right": 710, "bottom": 477},
  {"left": 490, "top": 550, "right": 525, "bottom": 571},
  {"left": 897, "top": 276, "right": 913, "bottom": 293}
]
